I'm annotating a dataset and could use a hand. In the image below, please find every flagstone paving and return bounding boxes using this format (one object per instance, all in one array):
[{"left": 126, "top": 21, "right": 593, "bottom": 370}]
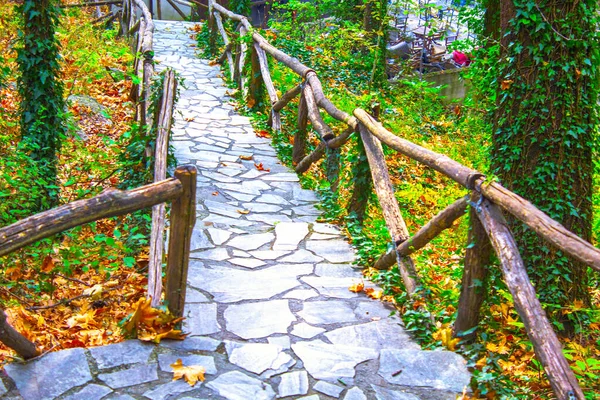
[{"left": 0, "top": 21, "right": 470, "bottom": 400}]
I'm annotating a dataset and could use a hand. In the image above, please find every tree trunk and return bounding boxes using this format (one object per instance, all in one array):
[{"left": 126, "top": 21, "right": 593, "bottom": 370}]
[{"left": 491, "top": 0, "right": 596, "bottom": 333}]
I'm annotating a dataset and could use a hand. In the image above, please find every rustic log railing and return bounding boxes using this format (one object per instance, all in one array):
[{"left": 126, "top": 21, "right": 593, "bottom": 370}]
[
  {"left": 207, "top": 2, "right": 599, "bottom": 398},
  {"left": 0, "top": 167, "right": 197, "bottom": 359}
]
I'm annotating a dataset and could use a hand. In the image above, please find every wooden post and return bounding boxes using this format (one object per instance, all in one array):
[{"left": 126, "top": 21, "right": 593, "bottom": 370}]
[
  {"left": 303, "top": 84, "right": 334, "bottom": 142},
  {"left": 207, "top": 0, "right": 217, "bottom": 56},
  {"left": 148, "top": 70, "right": 177, "bottom": 307},
  {"left": 166, "top": 166, "right": 197, "bottom": 318},
  {"left": 213, "top": 10, "right": 235, "bottom": 80},
  {"left": 253, "top": 43, "right": 281, "bottom": 131},
  {"left": 474, "top": 194, "right": 584, "bottom": 400},
  {"left": 248, "top": 45, "right": 263, "bottom": 110},
  {"left": 454, "top": 201, "right": 492, "bottom": 341},
  {"left": 347, "top": 137, "right": 372, "bottom": 222},
  {"left": 238, "top": 25, "right": 249, "bottom": 96},
  {"left": 293, "top": 92, "right": 308, "bottom": 165},
  {"left": 156, "top": 0, "right": 162, "bottom": 19},
  {"left": 325, "top": 147, "right": 340, "bottom": 192},
  {"left": 359, "top": 122, "right": 418, "bottom": 294},
  {"left": 0, "top": 309, "right": 38, "bottom": 360}
]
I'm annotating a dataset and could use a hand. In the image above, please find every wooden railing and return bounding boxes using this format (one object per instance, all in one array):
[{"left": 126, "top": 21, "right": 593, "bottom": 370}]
[
  {"left": 0, "top": 166, "right": 197, "bottom": 358},
  {"left": 207, "top": 2, "right": 600, "bottom": 398}
]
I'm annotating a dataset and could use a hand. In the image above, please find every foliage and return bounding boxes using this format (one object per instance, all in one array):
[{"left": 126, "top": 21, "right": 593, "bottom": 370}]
[
  {"left": 482, "top": 0, "right": 600, "bottom": 335},
  {"left": 16, "top": 0, "right": 66, "bottom": 211}
]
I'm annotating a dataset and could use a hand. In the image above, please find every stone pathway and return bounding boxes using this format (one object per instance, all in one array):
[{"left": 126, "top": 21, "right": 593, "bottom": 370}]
[{"left": 0, "top": 21, "right": 470, "bottom": 400}]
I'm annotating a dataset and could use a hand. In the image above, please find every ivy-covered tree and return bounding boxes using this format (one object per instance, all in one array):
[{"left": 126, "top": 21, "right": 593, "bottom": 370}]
[
  {"left": 16, "top": 0, "right": 65, "bottom": 211},
  {"left": 488, "top": 0, "right": 598, "bottom": 333}
]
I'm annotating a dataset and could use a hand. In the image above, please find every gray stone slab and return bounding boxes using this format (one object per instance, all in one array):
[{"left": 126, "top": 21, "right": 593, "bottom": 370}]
[
  {"left": 189, "top": 264, "right": 312, "bottom": 303},
  {"left": 315, "top": 264, "right": 358, "bottom": 278},
  {"left": 190, "top": 229, "right": 216, "bottom": 251},
  {"left": 314, "top": 381, "right": 344, "bottom": 397},
  {"left": 89, "top": 340, "right": 154, "bottom": 369},
  {"left": 298, "top": 301, "right": 358, "bottom": 325},
  {"left": 225, "top": 300, "right": 296, "bottom": 339},
  {"left": 310, "top": 233, "right": 338, "bottom": 240},
  {"left": 292, "top": 205, "right": 321, "bottom": 216},
  {"left": 312, "top": 223, "right": 341, "bottom": 235},
  {"left": 186, "top": 287, "right": 210, "bottom": 302},
  {"left": 161, "top": 336, "right": 220, "bottom": 352},
  {"left": 273, "top": 222, "right": 309, "bottom": 251},
  {"left": 229, "top": 257, "right": 266, "bottom": 269},
  {"left": 158, "top": 353, "right": 217, "bottom": 374},
  {"left": 0, "top": 380, "right": 7, "bottom": 397},
  {"left": 280, "top": 249, "right": 324, "bottom": 263},
  {"left": 207, "top": 227, "right": 232, "bottom": 245},
  {"left": 278, "top": 371, "right": 309, "bottom": 398},
  {"left": 301, "top": 276, "right": 360, "bottom": 299},
  {"left": 5, "top": 347, "right": 92, "bottom": 400},
  {"left": 226, "top": 342, "right": 291, "bottom": 375},
  {"left": 242, "top": 202, "right": 282, "bottom": 213},
  {"left": 239, "top": 169, "right": 268, "bottom": 179},
  {"left": 292, "top": 340, "right": 378, "bottom": 381},
  {"left": 283, "top": 289, "right": 320, "bottom": 300},
  {"left": 203, "top": 214, "right": 255, "bottom": 227},
  {"left": 204, "top": 199, "right": 243, "bottom": 219},
  {"left": 268, "top": 336, "right": 291, "bottom": 349},
  {"left": 224, "top": 190, "right": 257, "bottom": 202},
  {"left": 354, "top": 301, "right": 395, "bottom": 320},
  {"left": 371, "top": 385, "right": 420, "bottom": 400},
  {"left": 247, "top": 213, "right": 293, "bottom": 225},
  {"left": 98, "top": 364, "right": 158, "bottom": 389},
  {"left": 305, "top": 240, "right": 355, "bottom": 263},
  {"left": 103, "top": 394, "right": 137, "bottom": 400},
  {"left": 232, "top": 249, "right": 251, "bottom": 257},
  {"left": 293, "top": 186, "right": 319, "bottom": 202},
  {"left": 202, "top": 171, "right": 241, "bottom": 183},
  {"left": 344, "top": 387, "right": 367, "bottom": 400},
  {"left": 256, "top": 193, "right": 290, "bottom": 205},
  {"left": 261, "top": 173, "right": 299, "bottom": 182},
  {"left": 190, "top": 247, "right": 229, "bottom": 261},
  {"left": 290, "top": 322, "right": 326, "bottom": 339},
  {"left": 326, "top": 320, "right": 419, "bottom": 351},
  {"left": 298, "top": 396, "right": 320, "bottom": 400},
  {"left": 143, "top": 380, "right": 196, "bottom": 400},
  {"left": 248, "top": 250, "right": 291, "bottom": 260},
  {"left": 206, "top": 371, "right": 276, "bottom": 400},
  {"left": 62, "top": 384, "right": 112, "bottom": 400},
  {"left": 184, "top": 303, "right": 221, "bottom": 335},
  {"left": 378, "top": 349, "right": 470, "bottom": 392},
  {"left": 227, "top": 232, "right": 274, "bottom": 251}
]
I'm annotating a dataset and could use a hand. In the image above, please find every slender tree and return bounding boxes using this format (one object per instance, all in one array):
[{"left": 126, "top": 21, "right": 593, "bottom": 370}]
[
  {"left": 488, "top": 0, "right": 598, "bottom": 333},
  {"left": 16, "top": 0, "right": 65, "bottom": 210}
]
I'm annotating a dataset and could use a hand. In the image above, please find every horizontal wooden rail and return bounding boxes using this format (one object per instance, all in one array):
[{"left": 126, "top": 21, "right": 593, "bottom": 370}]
[
  {"left": 353, "top": 108, "right": 600, "bottom": 272},
  {"left": 61, "top": 1, "right": 121, "bottom": 7},
  {"left": 0, "top": 179, "right": 183, "bottom": 258},
  {"left": 374, "top": 195, "right": 469, "bottom": 270}
]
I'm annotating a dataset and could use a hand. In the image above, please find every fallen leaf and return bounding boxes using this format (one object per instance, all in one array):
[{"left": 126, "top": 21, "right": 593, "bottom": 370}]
[
  {"left": 349, "top": 281, "right": 365, "bottom": 293},
  {"left": 500, "top": 79, "right": 513, "bottom": 90},
  {"left": 255, "top": 163, "right": 270, "bottom": 172},
  {"left": 184, "top": 117, "right": 195, "bottom": 122},
  {"left": 247, "top": 98, "right": 256, "bottom": 108},
  {"left": 139, "top": 329, "right": 187, "bottom": 343},
  {"left": 212, "top": 191, "right": 219, "bottom": 196},
  {"left": 240, "top": 155, "right": 253, "bottom": 161},
  {"left": 256, "top": 130, "right": 270, "bottom": 138},
  {"left": 171, "top": 358, "right": 206, "bottom": 386},
  {"left": 365, "top": 288, "right": 383, "bottom": 299},
  {"left": 237, "top": 209, "right": 250, "bottom": 215},
  {"left": 41, "top": 255, "right": 55, "bottom": 273},
  {"left": 83, "top": 284, "right": 104, "bottom": 300}
]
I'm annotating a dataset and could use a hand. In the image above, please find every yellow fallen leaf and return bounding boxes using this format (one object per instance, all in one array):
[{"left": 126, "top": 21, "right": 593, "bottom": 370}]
[
  {"left": 237, "top": 209, "right": 250, "bottom": 215},
  {"left": 139, "top": 329, "right": 187, "bottom": 343},
  {"left": 348, "top": 281, "right": 364, "bottom": 293},
  {"left": 239, "top": 155, "right": 253, "bottom": 161},
  {"left": 171, "top": 358, "right": 206, "bottom": 386},
  {"left": 83, "top": 284, "right": 104, "bottom": 300},
  {"left": 365, "top": 288, "right": 383, "bottom": 299}
]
